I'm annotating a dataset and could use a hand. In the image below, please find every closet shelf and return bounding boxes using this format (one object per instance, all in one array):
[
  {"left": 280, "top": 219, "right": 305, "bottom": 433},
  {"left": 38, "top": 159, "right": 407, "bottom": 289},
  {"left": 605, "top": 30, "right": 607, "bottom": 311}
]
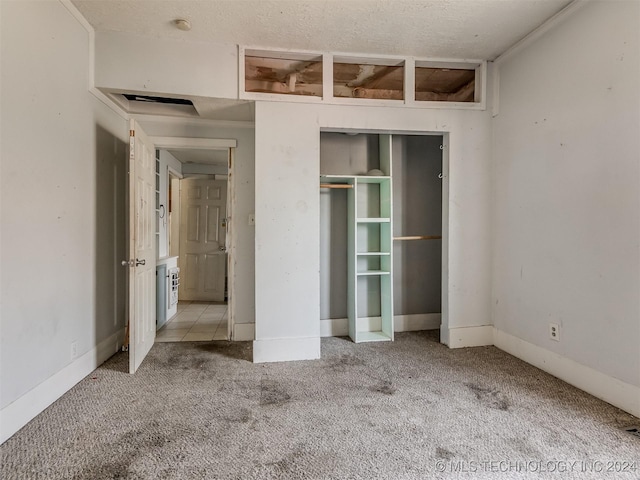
[
  {"left": 320, "top": 183, "right": 353, "bottom": 189},
  {"left": 394, "top": 235, "right": 442, "bottom": 240},
  {"left": 357, "top": 270, "right": 390, "bottom": 276},
  {"left": 357, "top": 218, "right": 390, "bottom": 223},
  {"left": 356, "top": 331, "right": 392, "bottom": 342}
]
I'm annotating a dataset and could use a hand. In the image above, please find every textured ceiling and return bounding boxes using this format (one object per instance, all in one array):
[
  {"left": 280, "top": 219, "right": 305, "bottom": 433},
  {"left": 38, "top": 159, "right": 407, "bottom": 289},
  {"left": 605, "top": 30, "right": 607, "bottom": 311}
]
[{"left": 72, "top": 0, "right": 573, "bottom": 60}]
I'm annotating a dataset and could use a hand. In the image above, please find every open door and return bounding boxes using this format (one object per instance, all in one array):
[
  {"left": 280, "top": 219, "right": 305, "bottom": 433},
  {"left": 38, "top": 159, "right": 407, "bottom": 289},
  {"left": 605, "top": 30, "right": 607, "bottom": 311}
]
[{"left": 124, "top": 119, "right": 156, "bottom": 373}]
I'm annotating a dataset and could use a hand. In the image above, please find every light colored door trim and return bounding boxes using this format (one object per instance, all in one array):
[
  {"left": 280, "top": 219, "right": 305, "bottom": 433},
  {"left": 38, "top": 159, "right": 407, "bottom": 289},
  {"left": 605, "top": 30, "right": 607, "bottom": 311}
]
[
  {"left": 155, "top": 137, "right": 234, "bottom": 340},
  {"left": 227, "top": 148, "right": 234, "bottom": 340}
]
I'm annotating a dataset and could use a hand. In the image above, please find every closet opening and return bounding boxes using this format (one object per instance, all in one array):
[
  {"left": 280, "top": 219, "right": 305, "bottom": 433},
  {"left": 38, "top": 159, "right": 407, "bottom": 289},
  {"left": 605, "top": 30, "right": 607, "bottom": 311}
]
[{"left": 319, "top": 131, "right": 445, "bottom": 343}]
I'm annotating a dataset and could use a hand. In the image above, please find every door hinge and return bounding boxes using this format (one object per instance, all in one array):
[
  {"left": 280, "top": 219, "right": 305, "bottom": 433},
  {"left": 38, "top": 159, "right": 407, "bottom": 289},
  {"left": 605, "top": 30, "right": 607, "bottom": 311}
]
[{"left": 129, "top": 130, "right": 135, "bottom": 137}]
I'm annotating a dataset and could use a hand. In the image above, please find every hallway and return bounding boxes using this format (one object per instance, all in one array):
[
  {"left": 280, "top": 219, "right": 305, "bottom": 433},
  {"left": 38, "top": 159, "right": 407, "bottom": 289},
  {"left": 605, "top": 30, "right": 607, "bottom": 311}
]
[{"left": 155, "top": 302, "right": 228, "bottom": 342}]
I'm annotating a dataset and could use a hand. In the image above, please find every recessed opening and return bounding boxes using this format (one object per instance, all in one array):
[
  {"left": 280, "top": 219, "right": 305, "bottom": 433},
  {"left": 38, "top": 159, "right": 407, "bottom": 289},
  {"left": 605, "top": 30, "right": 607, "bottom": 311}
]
[
  {"left": 122, "top": 94, "right": 194, "bottom": 106},
  {"left": 116, "top": 93, "right": 199, "bottom": 117},
  {"left": 333, "top": 59, "right": 404, "bottom": 100},
  {"left": 244, "top": 53, "right": 323, "bottom": 97},
  {"left": 415, "top": 66, "right": 476, "bottom": 102}
]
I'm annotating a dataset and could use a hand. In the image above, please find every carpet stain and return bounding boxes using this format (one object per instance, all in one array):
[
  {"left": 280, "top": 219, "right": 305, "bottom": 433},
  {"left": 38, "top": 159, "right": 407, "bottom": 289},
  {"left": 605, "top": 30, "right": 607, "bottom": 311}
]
[
  {"left": 329, "top": 354, "right": 365, "bottom": 372},
  {"left": 436, "top": 446, "right": 455, "bottom": 460},
  {"left": 466, "top": 383, "right": 511, "bottom": 411},
  {"left": 74, "top": 422, "right": 176, "bottom": 479},
  {"left": 239, "top": 408, "right": 253, "bottom": 423},
  {"left": 260, "top": 379, "right": 291, "bottom": 406},
  {"left": 195, "top": 341, "right": 253, "bottom": 362},
  {"left": 371, "top": 380, "right": 396, "bottom": 395}
]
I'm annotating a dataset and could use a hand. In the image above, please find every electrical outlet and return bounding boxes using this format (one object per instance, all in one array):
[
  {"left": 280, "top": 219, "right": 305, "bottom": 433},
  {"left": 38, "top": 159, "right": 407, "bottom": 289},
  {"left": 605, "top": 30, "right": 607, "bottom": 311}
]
[
  {"left": 549, "top": 323, "right": 560, "bottom": 342},
  {"left": 71, "top": 341, "right": 78, "bottom": 360}
]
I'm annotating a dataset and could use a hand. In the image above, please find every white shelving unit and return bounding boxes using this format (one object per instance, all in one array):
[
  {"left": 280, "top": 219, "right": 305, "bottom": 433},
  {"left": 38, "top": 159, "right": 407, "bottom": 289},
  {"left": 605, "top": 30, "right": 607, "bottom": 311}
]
[{"left": 321, "top": 134, "right": 394, "bottom": 343}]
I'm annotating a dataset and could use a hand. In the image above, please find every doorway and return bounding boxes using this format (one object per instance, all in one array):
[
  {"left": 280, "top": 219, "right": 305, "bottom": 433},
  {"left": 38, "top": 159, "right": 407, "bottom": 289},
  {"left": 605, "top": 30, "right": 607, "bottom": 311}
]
[
  {"left": 152, "top": 141, "right": 234, "bottom": 342},
  {"left": 319, "top": 131, "right": 447, "bottom": 341}
]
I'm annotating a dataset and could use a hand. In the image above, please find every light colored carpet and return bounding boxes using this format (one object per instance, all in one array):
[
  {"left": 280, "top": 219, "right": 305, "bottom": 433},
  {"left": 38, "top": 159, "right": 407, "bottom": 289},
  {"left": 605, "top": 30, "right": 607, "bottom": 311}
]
[{"left": 1, "top": 331, "right": 638, "bottom": 479}]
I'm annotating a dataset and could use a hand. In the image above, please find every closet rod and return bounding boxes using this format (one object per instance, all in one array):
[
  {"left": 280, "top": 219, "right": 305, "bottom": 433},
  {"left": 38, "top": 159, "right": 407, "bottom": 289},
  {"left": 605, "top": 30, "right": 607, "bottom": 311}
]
[
  {"left": 394, "top": 235, "right": 442, "bottom": 241},
  {"left": 320, "top": 184, "right": 353, "bottom": 189}
]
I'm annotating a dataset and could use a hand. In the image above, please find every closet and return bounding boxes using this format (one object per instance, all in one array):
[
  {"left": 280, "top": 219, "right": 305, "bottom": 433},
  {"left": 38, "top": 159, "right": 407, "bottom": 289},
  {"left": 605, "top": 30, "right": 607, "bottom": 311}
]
[{"left": 320, "top": 132, "right": 443, "bottom": 343}]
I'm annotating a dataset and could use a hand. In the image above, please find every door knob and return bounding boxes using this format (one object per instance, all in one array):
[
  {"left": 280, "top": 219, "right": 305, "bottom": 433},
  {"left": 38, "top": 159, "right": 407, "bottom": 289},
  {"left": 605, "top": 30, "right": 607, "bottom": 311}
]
[
  {"left": 121, "top": 260, "right": 134, "bottom": 267},
  {"left": 135, "top": 259, "right": 146, "bottom": 266}
]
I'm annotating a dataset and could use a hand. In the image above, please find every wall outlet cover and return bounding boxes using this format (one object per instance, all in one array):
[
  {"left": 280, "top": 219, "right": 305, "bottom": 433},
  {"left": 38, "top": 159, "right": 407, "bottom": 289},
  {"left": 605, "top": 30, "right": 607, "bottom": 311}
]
[{"left": 549, "top": 323, "right": 560, "bottom": 342}]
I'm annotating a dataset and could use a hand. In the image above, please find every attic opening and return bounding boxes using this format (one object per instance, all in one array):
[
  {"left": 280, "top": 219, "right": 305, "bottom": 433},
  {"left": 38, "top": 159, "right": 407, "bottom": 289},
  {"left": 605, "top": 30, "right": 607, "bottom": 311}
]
[
  {"left": 243, "top": 50, "right": 481, "bottom": 104},
  {"left": 244, "top": 52, "right": 323, "bottom": 97},
  {"left": 415, "top": 66, "right": 476, "bottom": 102},
  {"left": 333, "top": 58, "right": 405, "bottom": 100},
  {"left": 107, "top": 92, "right": 201, "bottom": 117},
  {"left": 122, "top": 94, "right": 194, "bottom": 106}
]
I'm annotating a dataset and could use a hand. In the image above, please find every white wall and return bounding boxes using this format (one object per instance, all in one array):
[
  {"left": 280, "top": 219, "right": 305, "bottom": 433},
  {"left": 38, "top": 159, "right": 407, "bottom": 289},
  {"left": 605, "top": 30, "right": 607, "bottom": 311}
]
[
  {"left": 181, "top": 163, "right": 227, "bottom": 176},
  {"left": 0, "top": 1, "right": 128, "bottom": 442},
  {"left": 254, "top": 100, "right": 493, "bottom": 361},
  {"left": 492, "top": 0, "right": 639, "bottom": 393},
  {"left": 95, "top": 32, "right": 238, "bottom": 99}
]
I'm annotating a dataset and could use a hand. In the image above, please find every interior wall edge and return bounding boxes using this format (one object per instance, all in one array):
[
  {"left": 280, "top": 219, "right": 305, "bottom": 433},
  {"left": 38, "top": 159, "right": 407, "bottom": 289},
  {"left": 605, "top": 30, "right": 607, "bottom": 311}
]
[
  {"left": 0, "top": 329, "right": 125, "bottom": 445},
  {"left": 446, "top": 325, "right": 494, "bottom": 348},
  {"left": 233, "top": 323, "right": 255, "bottom": 341},
  {"left": 252, "top": 337, "right": 321, "bottom": 363},
  {"left": 494, "top": 328, "right": 640, "bottom": 418}
]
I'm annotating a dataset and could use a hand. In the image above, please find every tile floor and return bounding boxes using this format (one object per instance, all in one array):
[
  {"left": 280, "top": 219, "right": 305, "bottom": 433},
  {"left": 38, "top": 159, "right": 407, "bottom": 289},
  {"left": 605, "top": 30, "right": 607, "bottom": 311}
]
[{"left": 155, "top": 301, "right": 228, "bottom": 342}]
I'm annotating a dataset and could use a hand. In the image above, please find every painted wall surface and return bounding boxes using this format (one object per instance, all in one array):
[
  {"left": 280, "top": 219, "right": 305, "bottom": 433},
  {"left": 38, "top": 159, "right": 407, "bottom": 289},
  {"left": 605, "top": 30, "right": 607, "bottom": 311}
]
[
  {"left": 1, "top": 0, "right": 128, "bottom": 413},
  {"left": 181, "top": 163, "right": 228, "bottom": 176},
  {"left": 492, "top": 0, "right": 640, "bottom": 387},
  {"left": 95, "top": 31, "right": 238, "bottom": 99},
  {"left": 255, "top": 100, "right": 493, "bottom": 354},
  {"left": 138, "top": 120, "right": 255, "bottom": 327},
  {"left": 392, "top": 135, "right": 443, "bottom": 315}
]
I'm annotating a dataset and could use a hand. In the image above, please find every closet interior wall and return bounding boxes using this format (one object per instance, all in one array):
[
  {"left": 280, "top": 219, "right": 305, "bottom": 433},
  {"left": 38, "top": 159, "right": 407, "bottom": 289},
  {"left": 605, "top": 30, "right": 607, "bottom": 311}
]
[
  {"left": 319, "top": 132, "right": 442, "bottom": 329},
  {"left": 392, "top": 135, "right": 442, "bottom": 316}
]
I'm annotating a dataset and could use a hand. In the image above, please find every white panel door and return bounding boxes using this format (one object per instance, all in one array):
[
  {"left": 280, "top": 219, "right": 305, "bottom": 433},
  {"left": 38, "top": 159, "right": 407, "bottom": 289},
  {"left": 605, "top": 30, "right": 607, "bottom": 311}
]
[
  {"left": 179, "top": 178, "right": 227, "bottom": 301},
  {"left": 127, "top": 120, "right": 156, "bottom": 373}
]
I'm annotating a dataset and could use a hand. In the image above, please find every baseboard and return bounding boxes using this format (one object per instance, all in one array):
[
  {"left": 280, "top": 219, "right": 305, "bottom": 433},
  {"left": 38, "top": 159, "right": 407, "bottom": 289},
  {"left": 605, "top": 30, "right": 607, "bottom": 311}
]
[
  {"left": 0, "top": 328, "right": 125, "bottom": 444},
  {"left": 320, "top": 318, "right": 350, "bottom": 337},
  {"left": 320, "top": 313, "right": 441, "bottom": 338},
  {"left": 252, "top": 337, "right": 321, "bottom": 363},
  {"left": 394, "top": 313, "right": 441, "bottom": 332},
  {"left": 447, "top": 325, "right": 494, "bottom": 348},
  {"left": 233, "top": 323, "right": 255, "bottom": 341},
  {"left": 494, "top": 328, "right": 640, "bottom": 418}
]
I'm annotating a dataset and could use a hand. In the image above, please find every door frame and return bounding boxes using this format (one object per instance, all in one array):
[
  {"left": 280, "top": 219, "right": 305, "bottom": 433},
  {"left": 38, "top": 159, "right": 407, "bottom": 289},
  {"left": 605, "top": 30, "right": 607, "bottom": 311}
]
[
  {"left": 318, "top": 128, "right": 450, "bottom": 346},
  {"left": 151, "top": 136, "right": 237, "bottom": 339}
]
